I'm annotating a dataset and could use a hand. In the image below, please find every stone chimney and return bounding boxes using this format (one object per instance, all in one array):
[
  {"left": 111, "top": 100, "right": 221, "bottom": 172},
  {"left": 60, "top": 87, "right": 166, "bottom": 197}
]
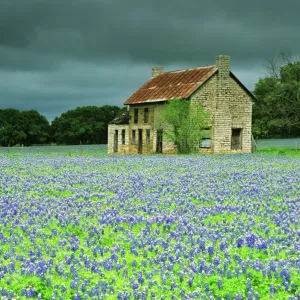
[
  {"left": 216, "top": 55, "right": 230, "bottom": 77},
  {"left": 213, "top": 55, "right": 232, "bottom": 152},
  {"left": 152, "top": 66, "right": 164, "bottom": 78},
  {"left": 215, "top": 55, "right": 231, "bottom": 108}
]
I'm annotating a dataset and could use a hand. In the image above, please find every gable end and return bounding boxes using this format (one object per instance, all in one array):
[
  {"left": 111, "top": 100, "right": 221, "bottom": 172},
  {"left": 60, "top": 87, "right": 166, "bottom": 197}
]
[{"left": 230, "top": 72, "right": 257, "bottom": 101}]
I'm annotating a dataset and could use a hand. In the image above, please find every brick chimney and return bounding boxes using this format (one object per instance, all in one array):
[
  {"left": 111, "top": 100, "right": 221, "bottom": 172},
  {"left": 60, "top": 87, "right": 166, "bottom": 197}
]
[{"left": 152, "top": 66, "right": 164, "bottom": 78}]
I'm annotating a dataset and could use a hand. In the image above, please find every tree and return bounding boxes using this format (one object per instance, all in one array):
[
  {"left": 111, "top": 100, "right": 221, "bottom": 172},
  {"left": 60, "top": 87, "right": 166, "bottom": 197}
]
[
  {"left": 21, "top": 110, "right": 51, "bottom": 145},
  {"left": 51, "top": 105, "right": 125, "bottom": 145},
  {"left": 253, "top": 51, "right": 300, "bottom": 138},
  {"left": 155, "top": 99, "right": 209, "bottom": 154},
  {"left": 0, "top": 109, "right": 50, "bottom": 146}
]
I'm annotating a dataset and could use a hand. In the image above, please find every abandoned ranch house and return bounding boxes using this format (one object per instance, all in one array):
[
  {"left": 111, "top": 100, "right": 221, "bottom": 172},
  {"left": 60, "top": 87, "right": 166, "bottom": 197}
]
[{"left": 108, "top": 55, "right": 254, "bottom": 154}]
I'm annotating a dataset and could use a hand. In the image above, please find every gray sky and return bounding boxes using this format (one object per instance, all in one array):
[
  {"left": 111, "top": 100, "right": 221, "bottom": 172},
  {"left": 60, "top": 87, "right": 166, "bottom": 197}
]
[{"left": 1, "top": 0, "right": 299, "bottom": 121}]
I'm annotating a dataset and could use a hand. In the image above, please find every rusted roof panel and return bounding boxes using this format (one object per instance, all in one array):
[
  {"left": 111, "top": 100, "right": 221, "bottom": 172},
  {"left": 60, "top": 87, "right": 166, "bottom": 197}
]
[{"left": 124, "top": 65, "right": 217, "bottom": 105}]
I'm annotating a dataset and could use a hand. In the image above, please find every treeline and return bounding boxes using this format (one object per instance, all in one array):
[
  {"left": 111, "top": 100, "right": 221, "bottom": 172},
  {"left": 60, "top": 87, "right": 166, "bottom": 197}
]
[
  {"left": 252, "top": 51, "right": 300, "bottom": 138},
  {"left": 0, "top": 106, "right": 124, "bottom": 146}
]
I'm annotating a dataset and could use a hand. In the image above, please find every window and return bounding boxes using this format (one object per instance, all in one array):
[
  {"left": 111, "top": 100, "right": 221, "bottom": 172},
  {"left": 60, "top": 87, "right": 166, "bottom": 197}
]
[
  {"left": 132, "top": 130, "right": 136, "bottom": 144},
  {"left": 114, "top": 130, "right": 118, "bottom": 152},
  {"left": 200, "top": 128, "right": 211, "bottom": 148},
  {"left": 146, "top": 129, "right": 150, "bottom": 144},
  {"left": 134, "top": 109, "right": 138, "bottom": 124},
  {"left": 122, "top": 129, "right": 125, "bottom": 145},
  {"left": 144, "top": 108, "right": 149, "bottom": 123},
  {"left": 231, "top": 128, "right": 242, "bottom": 150}
]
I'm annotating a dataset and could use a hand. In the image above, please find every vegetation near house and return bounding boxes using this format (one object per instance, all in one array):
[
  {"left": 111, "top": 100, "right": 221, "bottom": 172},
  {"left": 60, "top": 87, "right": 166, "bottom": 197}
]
[
  {"left": 155, "top": 99, "right": 209, "bottom": 154},
  {"left": 253, "top": 52, "right": 300, "bottom": 138}
]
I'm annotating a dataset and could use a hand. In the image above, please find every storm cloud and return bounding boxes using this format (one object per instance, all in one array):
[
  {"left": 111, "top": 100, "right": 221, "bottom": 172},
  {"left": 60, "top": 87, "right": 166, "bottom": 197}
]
[{"left": 1, "top": 0, "right": 299, "bottom": 120}]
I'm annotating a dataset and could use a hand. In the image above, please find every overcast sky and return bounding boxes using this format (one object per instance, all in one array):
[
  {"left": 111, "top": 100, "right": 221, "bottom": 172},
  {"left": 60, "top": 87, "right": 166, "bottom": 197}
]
[{"left": 1, "top": 0, "right": 300, "bottom": 121}]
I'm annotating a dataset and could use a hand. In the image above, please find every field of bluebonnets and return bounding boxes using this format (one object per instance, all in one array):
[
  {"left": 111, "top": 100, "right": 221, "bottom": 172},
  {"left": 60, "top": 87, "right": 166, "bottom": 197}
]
[{"left": 0, "top": 146, "right": 299, "bottom": 299}]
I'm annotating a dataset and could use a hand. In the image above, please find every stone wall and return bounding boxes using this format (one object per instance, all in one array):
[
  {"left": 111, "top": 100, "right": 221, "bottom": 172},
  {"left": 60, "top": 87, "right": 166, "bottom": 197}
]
[
  {"left": 190, "top": 56, "right": 252, "bottom": 153},
  {"left": 190, "top": 75, "right": 217, "bottom": 153},
  {"left": 190, "top": 75, "right": 218, "bottom": 119},
  {"left": 107, "top": 124, "right": 129, "bottom": 154},
  {"left": 128, "top": 104, "right": 157, "bottom": 154},
  {"left": 228, "top": 77, "right": 252, "bottom": 152}
]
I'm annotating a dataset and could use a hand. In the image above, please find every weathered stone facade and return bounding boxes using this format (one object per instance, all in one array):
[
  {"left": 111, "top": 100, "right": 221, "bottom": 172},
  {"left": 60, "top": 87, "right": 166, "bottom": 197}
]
[{"left": 108, "top": 55, "right": 253, "bottom": 154}]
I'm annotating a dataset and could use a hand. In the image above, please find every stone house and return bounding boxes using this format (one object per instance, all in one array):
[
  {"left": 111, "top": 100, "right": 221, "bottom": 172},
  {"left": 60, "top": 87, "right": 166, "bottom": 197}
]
[{"left": 108, "top": 55, "right": 255, "bottom": 154}]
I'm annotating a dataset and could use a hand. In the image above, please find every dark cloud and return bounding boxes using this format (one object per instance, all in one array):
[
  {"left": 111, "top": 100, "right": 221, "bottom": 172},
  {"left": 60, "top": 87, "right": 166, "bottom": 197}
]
[{"left": 0, "top": 0, "right": 299, "bottom": 120}]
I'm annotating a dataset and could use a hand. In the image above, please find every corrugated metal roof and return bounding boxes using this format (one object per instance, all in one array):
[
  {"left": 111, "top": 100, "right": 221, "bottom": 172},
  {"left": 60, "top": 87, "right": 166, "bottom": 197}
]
[{"left": 124, "top": 65, "right": 217, "bottom": 105}]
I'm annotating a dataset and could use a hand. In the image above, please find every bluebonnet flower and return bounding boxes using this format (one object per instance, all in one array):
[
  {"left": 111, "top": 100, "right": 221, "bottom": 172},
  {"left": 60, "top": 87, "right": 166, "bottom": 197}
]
[
  {"left": 219, "top": 239, "right": 228, "bottom": 251},
  {"left": 132, "top": 282, "right": 139, "bottom": 290},
  {"left": 61, "top": 284, "right": 67, "bottom": 293},
  {"left": 236, "top": 237, "right": 244, "bottom": 248},
  {"left": 218, "top": 278, "right": 222, "bottom": 290},
  {"left": 170, "top": 281, "right": 177, "bottom": 291},
  {"left": 138, "top": 272, "right": 144, "bottom": 285},
  {"left": 283, "top": 281, "right": 289, "bottom": 291},
  {"left": 180, "top": 288, "right": 185, "bottom": 297},
  {"left": 70, "top": 280, "right": 78, "bottom": 290},
  {"left": 26, "top": 286, "right": 36, "bottom": 298},
  {"left": 245, "top": 234, "right": 256, "bottom": 248},
  {"left": 207, "top": 245, "right": 214, "bottom": 255},
  {"left": 205, "top": 282, "right": 210, "bottom": 293}
]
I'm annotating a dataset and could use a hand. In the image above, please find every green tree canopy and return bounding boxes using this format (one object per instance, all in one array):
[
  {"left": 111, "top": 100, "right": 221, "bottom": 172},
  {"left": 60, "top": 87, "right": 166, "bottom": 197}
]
[
  {"left": 51, "top": 105, "right": 124, "bottom": 145},
  {"left": 155, "top": 99, "right": 209, "bottom": 154},
  {"left": 0, "top": 109, "right": 50, "bottom": 146},
  {"left": 253, "top": 56, "right": 300, "bottom": 138}
]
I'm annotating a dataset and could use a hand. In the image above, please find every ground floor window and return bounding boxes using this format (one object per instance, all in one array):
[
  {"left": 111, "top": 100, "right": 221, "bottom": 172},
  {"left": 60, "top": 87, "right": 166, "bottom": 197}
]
[
  {"left": 132, "top": 130, "right": 136, "bottom": 144},
  {"left": 146, "top": 129, "right": 150, "bottom": 144},
  {"left": 114, "top": 130, "right": 118, "bottom": 152},
  {"left": 122, "top": 129, "right": 125, "bottom": 145},
  {"left": 231, "top": 128, "right": 242, "bottom": 150},
  {"left": 200, "top": 128, "right": 211, "bottom": 148}
]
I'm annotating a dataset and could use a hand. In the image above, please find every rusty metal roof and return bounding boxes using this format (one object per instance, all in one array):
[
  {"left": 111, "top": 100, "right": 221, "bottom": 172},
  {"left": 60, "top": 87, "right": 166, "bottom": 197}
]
[{"left": 123, "top": 65, "right": 217, "bottom": 105}]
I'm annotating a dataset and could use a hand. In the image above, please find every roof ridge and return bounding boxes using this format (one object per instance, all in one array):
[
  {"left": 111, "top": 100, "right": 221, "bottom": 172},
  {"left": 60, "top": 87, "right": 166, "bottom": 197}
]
[{"left": 165, "top": 65, "right": 216, "bottom": 74}]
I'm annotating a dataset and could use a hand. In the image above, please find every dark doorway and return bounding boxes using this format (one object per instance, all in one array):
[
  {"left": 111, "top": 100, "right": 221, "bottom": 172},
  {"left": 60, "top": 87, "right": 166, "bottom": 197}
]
[
  {"left": 231, "top": 128, "right": 242, "bottom": 150},
  {"left": 138, "top": 129, "right": 143, "bottom": 154},
  {"left": 114, "top": 130, "right": 118, "bottom": 152},
  {"left": 156, "top": 130, "right": 163, "bottom": 153}
]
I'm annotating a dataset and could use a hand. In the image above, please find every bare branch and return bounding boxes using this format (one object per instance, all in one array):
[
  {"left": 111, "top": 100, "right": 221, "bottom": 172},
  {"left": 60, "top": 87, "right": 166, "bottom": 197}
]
[
  {"left": 279, "top": 49, "right": 294, "bottom": 64},
  {"left": 263, "top": 56, "right": 280, "bottom": 79}
]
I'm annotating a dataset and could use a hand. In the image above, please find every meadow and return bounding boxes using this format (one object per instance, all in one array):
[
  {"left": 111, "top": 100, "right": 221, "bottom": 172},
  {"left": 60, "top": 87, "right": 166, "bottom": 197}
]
[{"left": 0, "top": 147, "right": 299, "bottom": 299}]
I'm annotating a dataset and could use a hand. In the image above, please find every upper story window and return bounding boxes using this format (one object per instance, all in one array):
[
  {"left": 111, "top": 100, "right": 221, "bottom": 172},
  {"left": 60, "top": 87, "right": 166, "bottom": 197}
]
[
  {"left": 122, "top": 129, "right": 125, "bottom": 145},
  {"left": 144, "top": 108, "right": 149, "bottom": 123},
  {"left": 134, "top": 109, "right": 138, "bottom": 124}
]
